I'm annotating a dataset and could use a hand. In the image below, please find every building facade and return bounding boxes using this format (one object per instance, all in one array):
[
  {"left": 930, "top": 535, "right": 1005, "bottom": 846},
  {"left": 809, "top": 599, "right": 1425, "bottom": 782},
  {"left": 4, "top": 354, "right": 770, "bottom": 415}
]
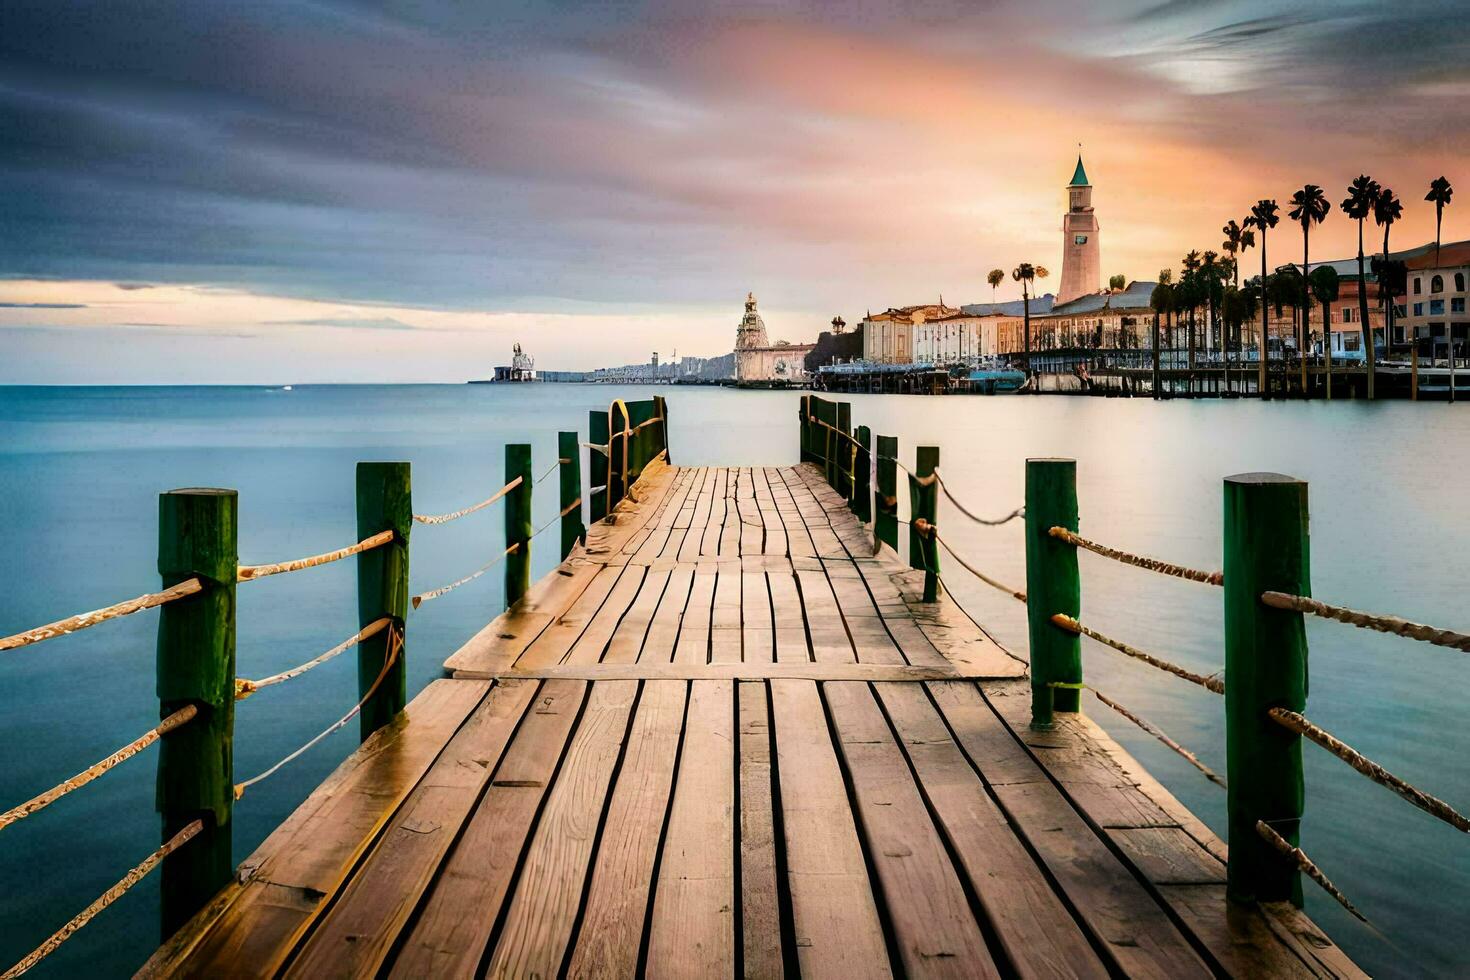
[
  {"left": 1401, "top": 242, "right": 1470, "bottom": 359},
  {"left": 734, "top": 293, "right": 815, "bottom": 386},
  {"left": 860, "top": 303, "right": 955, "bottom": 363},
  {"left": 1058, "top": 156, "right": 1100, "bottom": 305}
]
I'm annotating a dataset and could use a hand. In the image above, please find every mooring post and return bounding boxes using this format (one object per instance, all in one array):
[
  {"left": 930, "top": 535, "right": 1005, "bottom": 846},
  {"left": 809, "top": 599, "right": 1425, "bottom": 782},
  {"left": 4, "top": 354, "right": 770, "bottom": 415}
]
[
  {"left": 835, "top": 401, "right": 852, "bottom": 498},
  {"left": 798, "top": 395, "right": 810, "bottom": 463},
  {"left": 852, "top": 424, "right": 872, "bottom": 523},
  {"left": 504, "top": 443, "right": 533, "bottom": 607},
  {"left": 1224, "top": 472, "right": 1309, "bottom": 906},
  {"left": 156, "top": 487, "right": 237, "bottom": 939},
  {"left": 654, "top": 394, "right": 671, "bottom": 463},
  {"left": 1025, "top": 459, "right": 1081, "bottom": 728},
  {"left": 909, "top": 446, "right": 940, "bottom": 601},
  {"left": 356, "top": 462, "right": 410, "bottom": 741},
  {"left": 589, "top": 410, "right": 610, "bottom": 522},
  {"left": 875, "top": 435, "right": 899, "bottom": 552},
  {"left": 559, "top": 431, "right": 585, "bottom": 559}
]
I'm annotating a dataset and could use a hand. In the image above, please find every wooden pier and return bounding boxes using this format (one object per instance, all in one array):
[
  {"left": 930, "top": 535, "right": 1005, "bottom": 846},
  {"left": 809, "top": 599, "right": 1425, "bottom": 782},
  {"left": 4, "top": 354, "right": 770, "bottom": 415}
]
[{"left": 137, "top": 457, "right": 1357, "bottom": 979}]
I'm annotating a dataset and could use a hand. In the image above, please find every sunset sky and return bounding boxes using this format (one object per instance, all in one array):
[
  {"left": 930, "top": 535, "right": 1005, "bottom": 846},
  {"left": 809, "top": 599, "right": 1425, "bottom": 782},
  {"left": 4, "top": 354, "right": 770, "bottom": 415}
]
[{"left": 4, "top": 0, "right": 1469, "bottom": 382}]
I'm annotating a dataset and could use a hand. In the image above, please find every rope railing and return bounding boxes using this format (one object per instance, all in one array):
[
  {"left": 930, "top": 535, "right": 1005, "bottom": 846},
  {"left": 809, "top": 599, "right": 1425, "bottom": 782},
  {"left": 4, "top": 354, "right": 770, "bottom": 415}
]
[
  {"left": 1048, "top": 527, "right": 1223, "bottom": 586},
  {"left": 1268, "top": 708, "right": 1470, "bottom": 833},
  {"left": 412, "top": 475, "right": 523, "bottom": 526},
  {"left": 582, "top": 441, "right": 609, "bottom": 456},
  {"left": 1255, "top": 820, "right": 1367, "bottom": 923},
  {"left": 411, "top": 544, "right": 519, "bottom": 608},
  {"left": 1262, "top": 591, "right": 1470, "bottom": 654},
  {"left": 1050, "top": 613, "right": 1225, "bottom": 694},
  {"left": 0, "top": 705, "right": 199, "bottom": 833},
  {"left": 234, "top": 617, "right": 392, "bottom": 699},
  {"left": 533, "top": 459, "right": 563, "bottom": 485},
  {"left": 1, "top": 818, "right": 204, "bottom": 979},
  {"left": 237, "top": 529, "right": 394, "bottom": 581},
  {"left": 874, "top": 451, "right": 937, "bottom": 487},
  {"left": 930, "top": 528, "right": 1028, "bottom": 603},
  {"left": 1060, "top": 684, "right": 1225, "bottom": 787},
  {"left": 931, "top": 467, "right": 1024, "bottom": 527},
  {"left": 0, "top": 578, "right": 203, "bottom": 652},
  {"left": 234, "top": 629, "right": 401, "bottom": 799}
]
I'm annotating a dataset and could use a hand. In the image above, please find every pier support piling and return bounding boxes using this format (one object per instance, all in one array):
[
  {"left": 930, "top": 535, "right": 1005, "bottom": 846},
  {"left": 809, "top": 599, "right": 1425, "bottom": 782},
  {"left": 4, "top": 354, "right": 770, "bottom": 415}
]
[
  {"left": 1224, "top": 472, "right": 1309, "bottom": 907},
  {"left": 559, "top": 431, "right": 585, "bottom": 559},
  {"left": 156, "top": 488, "right": 237, "bottom": 938},
  {"left": 852, "top": 425, "right": 872, "bottom": 523},
  {"left": 1025, "top": 459, "right": 1081, "bottom": 728},
  {"left": 876, "top": 435, "right": 898, "bottom": 553},
  {"left": 909, "top": 447, "right": 940, "bottom": 601},
  {"left": 589, "top": 410, "right": 610, "bottom": 522},
  {"left": 835, "top": 402, "right": 852, "bottom": 500},
  {"left": 505, "top": 444, "right": 532, "bottom": 608},
  {"left": 356, "top": 462, "right": 410, "bottom": 740}
]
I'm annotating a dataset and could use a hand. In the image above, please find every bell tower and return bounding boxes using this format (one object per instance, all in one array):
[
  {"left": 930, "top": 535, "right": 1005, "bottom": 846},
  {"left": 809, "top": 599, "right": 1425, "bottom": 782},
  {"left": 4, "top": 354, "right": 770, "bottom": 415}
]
[{"left": 1059, "top": 154, "right": 1100, "bottom": 304}]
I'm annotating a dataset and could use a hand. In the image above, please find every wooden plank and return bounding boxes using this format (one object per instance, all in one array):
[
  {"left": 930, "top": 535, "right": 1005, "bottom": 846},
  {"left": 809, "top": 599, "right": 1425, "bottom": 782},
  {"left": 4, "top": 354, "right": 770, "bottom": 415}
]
[
  {"left": 738, "top": 680, "right": 784, "bottom": 979},
  {"left": 770, "top": 678, "right": 892, "bottom": 978},
  {"left": 742, "top": 571, "right": 774, "bottom": 664},
  {"left": 389, "top": 679, "right": 587, "bottom": 978},
  {"left": 486, "top": 680, "right": 640, "bottom": 978},
  {"left": 455, "top": 564, "right": 626, "bottom": 675},
  {"left": 640, "top": 567, "right": 693, "bottom": 665},
  {"left": 930, "top": 680, "right": 1213, "bottom": 979},
  {"left": 282, "top": 679, "right": 539, "bottom": 978},
  {"left": 738, "top": 467, "right": 764, "bottom": 557},
  {"left": 565, "top": 680, "right": 687, "bottom": 979},
  {"left": 711, "top": 563, "right": 743, "bottom": 664},
  {"left": 756, "top": 468, "right": 788, "bottom": 557},
  {"left": 674, "top": 567, "right": 716, "bottom": 665},
  {"left": 823, "top": 681, "right": 999, "bottom": 978},
  {"left": 602, "top": 568, "right": 670, "bottom": 664},
  {"left": 495, "top": 662, "right": 968, "bottom": 681},
  {"left": 767, "top": 571, "right": 809, "bottom": 664},
  {"left": 878, "top": 682, "right": 1110, "bottom": 980},
  {"left": 560, "top": 564, "right": 649, "bottom": 665},
  {"left": 645, "top": 679, "right": 735, "bottom": 978},
  {"left": 145, "top": 679, "right": 492, "bottom": 978}
]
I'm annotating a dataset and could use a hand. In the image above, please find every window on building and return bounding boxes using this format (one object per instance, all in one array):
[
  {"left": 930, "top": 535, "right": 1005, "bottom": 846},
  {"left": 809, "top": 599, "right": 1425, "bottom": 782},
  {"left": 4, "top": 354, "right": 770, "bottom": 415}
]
[
  {"left": 1342, "top": 307, "right": 1356, "bottom": 323},
  {"left": 1431, "top": 299, "right": 1446, "bottom": 315},
  {"left": 1432, "top": 275, "right": 1445, "bottom": 293},
  {"left": 1074, "top": 235, "right": 1088, "bottom": 245},
  {"left": 1455, "top": 298, "right": 1466, "bottom": 314},
  {"left": 1415, "top": 302, "right": 1425, "bottom": 316},
  {"left": 1394, "top": 304, "right": 1408, "bottom": 319},
  {"left": 1414, "top": 277, "right": 1422, "bottom": 294},
  {"left": 1458, "top": 273, "right": 1466, "bottom": 292}
]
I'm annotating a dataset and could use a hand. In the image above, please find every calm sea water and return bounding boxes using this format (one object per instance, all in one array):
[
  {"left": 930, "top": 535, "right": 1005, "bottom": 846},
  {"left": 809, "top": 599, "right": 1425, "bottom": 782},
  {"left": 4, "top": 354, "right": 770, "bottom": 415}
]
[{"left": 1, "top": 384, "right": 1465, "bottom": 978}]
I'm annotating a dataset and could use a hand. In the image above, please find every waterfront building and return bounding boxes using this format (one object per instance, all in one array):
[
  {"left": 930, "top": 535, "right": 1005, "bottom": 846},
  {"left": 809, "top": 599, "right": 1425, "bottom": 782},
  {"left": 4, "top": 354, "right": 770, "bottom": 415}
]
[
  {"left": 1034, "top": 281, "right": 1154, "bottom": 351},
  {"left": 492, "top": 342, "right": 536, "bottom": 381},
  {"left": 734, "top": 292, "right": 815, "bottom": 386},
  {"left": 913, "top": 311, "right": 1004, "bottom": 363},
  {"left": 1400, "top": 240, "right": 1470, "bottom": 360},
  {"left": 860, "top": 303, "right": 956, "bottom": 364},
  {"left": 1058, "top": 155, "right": 1100, "bottom": 305}
]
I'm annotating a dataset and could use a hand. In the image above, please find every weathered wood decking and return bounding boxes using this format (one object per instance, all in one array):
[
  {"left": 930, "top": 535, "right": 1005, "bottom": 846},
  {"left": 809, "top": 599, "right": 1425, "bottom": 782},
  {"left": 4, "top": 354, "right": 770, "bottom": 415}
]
[{"left": 141, "top": 460, "right": 1361, "bottom": 979}]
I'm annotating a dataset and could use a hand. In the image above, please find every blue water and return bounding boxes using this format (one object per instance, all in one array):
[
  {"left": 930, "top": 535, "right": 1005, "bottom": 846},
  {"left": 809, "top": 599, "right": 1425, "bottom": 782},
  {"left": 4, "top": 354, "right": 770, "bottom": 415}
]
[{"left": 0, "top": 384, "right": 1464, "bottom": 977}]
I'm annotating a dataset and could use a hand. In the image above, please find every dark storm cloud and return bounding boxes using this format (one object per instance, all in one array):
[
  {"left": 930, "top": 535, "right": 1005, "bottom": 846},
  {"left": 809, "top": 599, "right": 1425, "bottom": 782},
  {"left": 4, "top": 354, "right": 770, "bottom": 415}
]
[{"left": 2, "top": 0, "right": 1468, "bottom": 314}]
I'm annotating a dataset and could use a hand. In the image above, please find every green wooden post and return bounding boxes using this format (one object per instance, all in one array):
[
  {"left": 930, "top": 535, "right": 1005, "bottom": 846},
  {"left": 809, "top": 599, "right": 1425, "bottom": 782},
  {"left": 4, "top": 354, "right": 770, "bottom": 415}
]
[
  {"left": 589, "top": 410, "right": 610, "bottom": 522},
  {"left": 156, "top": 488, "right": 237, "bottom": 938},
  {"left": 851, "top": 424, "right": 872, "bottom": 522},
  {"left": 908, "top": 447, "right": 940, "bottom": 601},
  {"left": 876, "top": 435, "right": 898, "bottom": 552},
  {"left": 608, "top": 401, "right": 629, "bottom": 511},
  {"left": 505, "top": 443, "right": 533, "bottom": 607},
  {"left": 835, "top": 401, "right": 853, "bottom": 499},
  {"left": 1025, "top": 459, "right": 1081, "bottom": 728},
  {"left": 820, "top": 398, "right": 837, "bottom": 487},
  {"left": 356, "top": 462, "right": 409, "bottom": 741},
  {"left": 1224, "top": 472, "right": 1309, "bottom": 906},
  {"left": 559, "top": 430, "right": 585, "bottom": 559},
  {"left": 655, "top": 394, "right": 671, "bottom": 464},
  {"left": 798, "top": 395, "right": 810, "bottom": 463}
]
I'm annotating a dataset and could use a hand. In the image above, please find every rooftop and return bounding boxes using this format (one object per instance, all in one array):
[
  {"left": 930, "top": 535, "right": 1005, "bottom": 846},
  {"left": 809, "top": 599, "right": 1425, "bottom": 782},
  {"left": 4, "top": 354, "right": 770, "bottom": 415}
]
[{"left": 1069, "top": 154, "right": 1089, "bottom": 187}]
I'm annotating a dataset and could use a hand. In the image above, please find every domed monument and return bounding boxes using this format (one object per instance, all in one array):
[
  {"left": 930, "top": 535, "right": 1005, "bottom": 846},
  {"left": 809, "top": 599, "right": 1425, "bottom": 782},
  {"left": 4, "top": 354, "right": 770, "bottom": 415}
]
[
  {"left": 1058, "top": 154, "right": 1100, "bottom": 305},
  {"left": 734, "top": 292, "right": 815, "bottom": 387}
]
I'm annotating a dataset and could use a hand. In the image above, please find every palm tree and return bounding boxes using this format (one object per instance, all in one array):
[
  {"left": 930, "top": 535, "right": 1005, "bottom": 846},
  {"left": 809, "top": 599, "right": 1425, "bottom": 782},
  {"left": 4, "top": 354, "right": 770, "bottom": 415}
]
[
  {"left": 987, "top": 268, "right": 1005, "bottom": 309},
  {"left": 1247, "top": 199, "right": 1280, "bottom": 396},
  {"left": 1109, "top": 274, "right": 1126, "bottom": 292},
  {"left": 1150, "top": 279, "right": 1174, "bottom": 396},
  {"left": 1201, "top": 250, "right": 1224, "bottom": 361},
  {"left": 1375, "top": 189, "right": 1403, "bottom": 354},
  {"left": 1287, "top": 185, "right": 1334, "bottom": 396},
  {"left": 1341, "top": 176, "right": 1380, "bottom": 398},
  {"left": 1012, "top": 263, "right": 1035, "bottom": 374},
  {"left": 1222, "top": 219, "right": 1255, "bottom": 289},
  {"left": 1181, "top": 250, "right": 1202, "bottom": 380},
  {"left": 1033, "top": 267, "right": 1052, "bottom": 350},
  {"left": 1426, "top": 176, "right": 1454, "bottom": 386},
  {"left": 1311, "top": 266, "right": 1340, "bottom": 399}
]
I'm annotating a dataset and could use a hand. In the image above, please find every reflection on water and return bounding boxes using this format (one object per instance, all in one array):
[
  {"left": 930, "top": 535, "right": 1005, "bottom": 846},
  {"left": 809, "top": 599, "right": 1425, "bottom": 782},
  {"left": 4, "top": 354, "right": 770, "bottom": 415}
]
[{"left": 0, "top": 384, "right": 1463, "bottom": 978}]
